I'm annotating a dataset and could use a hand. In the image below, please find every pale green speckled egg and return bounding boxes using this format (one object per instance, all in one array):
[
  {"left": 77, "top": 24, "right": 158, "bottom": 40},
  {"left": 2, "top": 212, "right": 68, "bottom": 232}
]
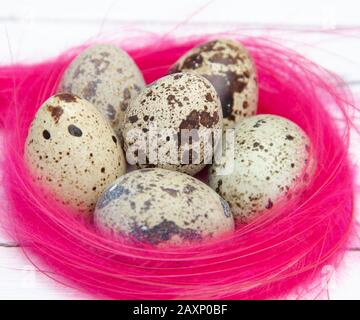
[
  {"left": 94, "top": 168, "right": 234, "bottom": 245},
  {"left": 60, "top": 43, "right": 145, "bottom": 140},
  {"left": 25, "top": 93, "right": 126, "bottom": 215},
  {"left": 209, "top": 114, "right": 313, "bottom": 223},
  {"left": 123, "top": 73, "right": 223, "bottom": 176},
  {"left": 169, "top": 39, "right": 258, "bottom": 129}
]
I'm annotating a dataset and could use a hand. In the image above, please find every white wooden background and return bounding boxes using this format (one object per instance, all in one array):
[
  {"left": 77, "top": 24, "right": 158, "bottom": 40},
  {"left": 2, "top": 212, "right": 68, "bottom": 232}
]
[{"left": 1, "top": 0, "right": 360, "bottom": 299}]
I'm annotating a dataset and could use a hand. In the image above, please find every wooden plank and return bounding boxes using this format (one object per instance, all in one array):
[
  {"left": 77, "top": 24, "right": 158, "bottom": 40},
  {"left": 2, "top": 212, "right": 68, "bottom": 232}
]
[
  {"left": 1, "top": 0, "right": 359, "bottom": 26},
  {"left": 0, "top": 24, "right": 359, "bottom": 84},
  {"left": 0, "top": 247, "right": 84, "bottom": 299}
]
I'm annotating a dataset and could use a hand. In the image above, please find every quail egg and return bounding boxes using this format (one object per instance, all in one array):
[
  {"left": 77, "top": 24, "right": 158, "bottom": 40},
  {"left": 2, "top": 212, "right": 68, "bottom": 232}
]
[
  {"left": 95, "top": 168, "right": 234, "bottom": 245},
  {"left": 25, "top": 93, "right": 126, "bottom": 215}
]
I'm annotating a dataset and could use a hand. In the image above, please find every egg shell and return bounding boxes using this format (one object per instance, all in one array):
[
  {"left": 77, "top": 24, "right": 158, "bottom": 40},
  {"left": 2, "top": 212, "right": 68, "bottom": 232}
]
[
  {"left": 94, "top": 168, "right": 234, "bottom": 245},
  {"left": 123, "top": 73, "right": 223, "bottom": 176},
  {"left": 169, "top": 39, "right": 258, "bottom": 128},
  {"left": 25, "top": 93, "right": 126, "bottom": 215},
  {"left": 209, "top": 114, "right": 312, "bottom": 223},
  {"left": 60, "top": 43, "right": 145, "bottom": 139}
]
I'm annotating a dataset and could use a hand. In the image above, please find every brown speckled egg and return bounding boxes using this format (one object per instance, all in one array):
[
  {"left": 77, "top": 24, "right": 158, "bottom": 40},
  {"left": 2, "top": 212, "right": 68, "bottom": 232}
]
[
  {"left": 169, "top": 39, "right": 258, "bottom": 128},
  {"left": 94, "top": 168, "right": 234, "bottom": 245},
  {"left": 25, "top": 93, "right": 126, "bottom": 215},
  {"left": 123, "top": 73, "right": 223, "bottom": 176},
  {"left": 59, "top": 43, "right": 145, "bottom": 139},
  {"left": 209, "top": 115, "right": 313, "bottom": 223}
]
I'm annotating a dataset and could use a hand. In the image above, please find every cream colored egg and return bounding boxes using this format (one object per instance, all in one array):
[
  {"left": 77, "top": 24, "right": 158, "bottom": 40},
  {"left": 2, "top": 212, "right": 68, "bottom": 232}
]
[
  {"left": 209, "top": 114, "right": 313, "bottom": 223},
  {"left": 25, "top": 93, "right": 126, "bottom": 215},
  {"left": 59, "top": 43, "right": 145, "bottom": 139},
  {"left": 123, "top": 73, "right": 223, "bottom": 176},
  {"left": 169, "top": 39, "right": 258, "bottom": 128},
  {"left": 94, "top": 168, "right": 234, "bottom": 245}
]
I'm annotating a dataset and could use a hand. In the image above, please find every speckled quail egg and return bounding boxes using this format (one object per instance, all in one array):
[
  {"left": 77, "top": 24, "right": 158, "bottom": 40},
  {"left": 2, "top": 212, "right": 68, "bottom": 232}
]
[
  {"left": 169, "top": 39, "right": 258, "bottom": 128},
  {"left": 209, "top": 114, "right": 313, "bottom": 223},
  {"left": 94, "top": 168, "right": 234, "bottom": 245},
  {"left": 25, "top": 93, "right": 126, "bottom": 215},
  {"left": 59, "top": 43, "right": 145, "bottom": 140},
  {"left": 123, "top": 73, "right": 223, "bottom": 176}
]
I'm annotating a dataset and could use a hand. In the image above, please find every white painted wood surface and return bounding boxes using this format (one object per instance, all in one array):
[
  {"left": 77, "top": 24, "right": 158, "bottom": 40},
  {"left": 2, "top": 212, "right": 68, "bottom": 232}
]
[{"left": 0, "top": 0, "right": 360, "bottom": 299}]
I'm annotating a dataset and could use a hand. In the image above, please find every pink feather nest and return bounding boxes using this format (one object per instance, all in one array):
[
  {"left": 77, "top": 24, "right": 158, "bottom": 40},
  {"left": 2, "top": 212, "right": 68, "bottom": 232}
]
[{"left": 0, "top": 35, "right": 357, "bottom": 299}]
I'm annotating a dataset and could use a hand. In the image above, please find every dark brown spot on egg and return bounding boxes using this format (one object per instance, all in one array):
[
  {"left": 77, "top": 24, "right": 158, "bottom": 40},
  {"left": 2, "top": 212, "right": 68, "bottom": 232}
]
[
  {"left": 203, "top": 71, "right": 247, "bottom": 121},
  {"left": 265, "top": 199, "right": 273, "bottom": 209},
  {"left": 181, "top": 53, "right": 204, "bottom": 70},
  {"left": 128, "top": 115, "right": 138, "bottom": 123},
  {"left": 167, "top": 94, "right": 183, "bottom": 107},
  {"left": 112, "top": 136, "right": 117, "bottom": 144},
  {"left": 46, "top": 105, "right": 64, "bottom": 124},
  {"left": 68, "top": 124, "right": 83, "bottom": 137},
  {"left": 101, "top": 167, "right": 105, "bottom": 173},
  {"left": 286, "top": 134, "right": 294, "bottom": 140},
  {"left": 179, "top": 110, "right": 200, "bottom": 130},
  {"left": 205, "top": 92, "right": 214, "bottom": 102},
  {"left": 55, "top": 93, "right": 78, "bottom": 103},
  {"left": 42, "top": 130, "right": 51, "bottom": 140},
  {"left": 199, "top": 110, "right": 219, "bottom": 128}
]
